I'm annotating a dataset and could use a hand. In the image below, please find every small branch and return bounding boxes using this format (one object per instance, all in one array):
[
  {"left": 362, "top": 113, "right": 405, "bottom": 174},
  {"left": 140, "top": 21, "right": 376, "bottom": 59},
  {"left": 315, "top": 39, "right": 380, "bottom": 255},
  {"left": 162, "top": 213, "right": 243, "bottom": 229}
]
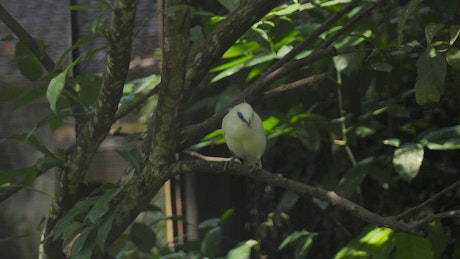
[
  {"left": 114, "top": 85, "right": 160, "bottom": 121},
  {"left": 0, "top": 3, "right": 55, "bottom": 71},
  {"left": 184, "top": 151, "right": 237, "bottom": 163},
  {"left": 411, "top": 210, "right": 460, "bottom": 229},
  {"left": 391, "top": 180, "right": 460, "bottom": 220},
  {"left": 264, "top": 73, "right": 327, "bottom": 98}
]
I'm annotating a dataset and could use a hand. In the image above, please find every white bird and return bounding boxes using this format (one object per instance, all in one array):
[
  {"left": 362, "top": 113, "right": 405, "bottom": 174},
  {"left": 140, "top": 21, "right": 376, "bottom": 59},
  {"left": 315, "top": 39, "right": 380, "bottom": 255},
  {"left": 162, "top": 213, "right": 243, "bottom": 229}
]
[{"left": 221, "top": 102, "right": 266, "bottom": 168}]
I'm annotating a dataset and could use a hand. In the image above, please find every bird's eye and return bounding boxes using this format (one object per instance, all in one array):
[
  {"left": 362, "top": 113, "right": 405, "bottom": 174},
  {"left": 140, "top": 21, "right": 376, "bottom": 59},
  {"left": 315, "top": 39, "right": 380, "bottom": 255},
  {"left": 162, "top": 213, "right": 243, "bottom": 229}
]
[{"left": 237, "top": 112, "right": 248, "bottom": 123}]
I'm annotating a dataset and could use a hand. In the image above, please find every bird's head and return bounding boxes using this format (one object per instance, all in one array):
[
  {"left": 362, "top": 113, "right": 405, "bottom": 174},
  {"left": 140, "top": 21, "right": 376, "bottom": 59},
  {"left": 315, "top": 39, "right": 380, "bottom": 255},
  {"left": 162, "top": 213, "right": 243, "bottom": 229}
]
[{"left": 234, "top": 103, "right": 254, "bottom": 127}]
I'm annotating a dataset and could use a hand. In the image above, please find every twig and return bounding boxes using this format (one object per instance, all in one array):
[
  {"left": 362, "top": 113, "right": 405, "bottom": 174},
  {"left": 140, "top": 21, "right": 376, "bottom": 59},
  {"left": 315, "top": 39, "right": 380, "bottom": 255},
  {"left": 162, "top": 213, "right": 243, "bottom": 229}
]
[
  {"left": 114, "top": 85, "right": 160, "bottom": 121},
  {"left": 184, "top": 151, "right": 237, "bottom": 163},
  {"left": 411, "top": 210, "right": 460, "bottom": 229},
  {"left": 263, "top": 73, "right": 327, "bottom": 98},
  {"left": 391, "top": 180, "right": 460, "bottom": 220}
]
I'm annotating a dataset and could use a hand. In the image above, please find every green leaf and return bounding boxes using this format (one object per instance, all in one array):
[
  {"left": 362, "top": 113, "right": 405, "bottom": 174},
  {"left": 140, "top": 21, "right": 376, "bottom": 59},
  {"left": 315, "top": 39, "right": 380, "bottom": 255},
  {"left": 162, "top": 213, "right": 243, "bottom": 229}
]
[
  {"left": 88, "top": 188, "right": 120, "bottom": 223},
  {"left": 397, "top": 0, "right": 424, "bottom": 45},
  {"left": 0, "top": 167, "right": 37, "bottom": 184},
  {"left": 47, "top": 72, "right": 67, "bottom": 114},
  {"left": 335, "top": 227, "right": 394, "bottom": 259},
  {"left": 278, "top": 229, "right": 312, "bottom": 250},
  {"left": 425, "top": 23, "right": 444, "bottom": 46},
  {"left": 336, "top": 163, "right": 368, "bottom": 198},
  {"left": 190, "top": 25, "right": 204, "bottom": 44},
  {"left": 70, "top": 226, "right": 97, "bottom": 259},
  {"left": 222, "top": 41, "right": 260, "bottom": 59},
  {"left": 294, "top": 232, "right": 316, "bottom": 259},
  {"left": 446, "top": 48, "right": 460, "bottom": 70},
  {"left": 220, "top": 208, "right": 234, "bottom": 225},
  {"left": 36, "top": 156, "right": 60, "bottom": 172},
  {"left": 210, "top": 54, "right": 253, "bottom": 72},
  {"left": 15, "top": 42, "right": 42, "bottom": 81},
  {"left": 53, "top": 197, "right": 98, "bottom": 243},
  {"left": 227, "top": 240, "right": 258, "bottom": 259},
  {"left": 414, "top": 48, "right": 447, "bottom": 104},
  {"left": 449, "top": 25, "right": 460, "bottom": 46},
  {"left": 420, "top": 125, "right": 460, "bottom": 150},
  {"left": 201, "top": 227, "right": 222, "bottom": 258},
  {"left": 392, "top": 144, "right": 424, "bottom": 182},
  {"left": 130, "top": 223, "right": 157, "bottom": 252},
  {"left": 426, "top": 222, "right": 449, "bottom": 258},
  {"left": 394, "top": 232, "right": 434, "bottom": 259},
  {"left": 47, "top": 57, "right": 81, "bottom": 113},
  {"left": 10, "top": 133, "right": 57, "bottom": 158},
  {"left": 116, "top": 148, "right": 141, "bottom": 172},
  {"left": 218, "top": 0, "right": 239, "bottom": 12}
]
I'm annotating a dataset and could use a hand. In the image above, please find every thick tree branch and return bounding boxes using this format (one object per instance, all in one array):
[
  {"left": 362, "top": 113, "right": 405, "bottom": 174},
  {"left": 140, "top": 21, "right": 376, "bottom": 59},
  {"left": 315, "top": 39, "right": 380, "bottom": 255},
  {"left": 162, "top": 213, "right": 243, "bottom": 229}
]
[
  {"left": 44, "top": 1, "right": 139, "bottom": 257},
  {"left": 174, "top": 160, "right": 460, "bottom": 236},
  {"left": 98, "top": 0, "right": 192, "bottom": 252}
]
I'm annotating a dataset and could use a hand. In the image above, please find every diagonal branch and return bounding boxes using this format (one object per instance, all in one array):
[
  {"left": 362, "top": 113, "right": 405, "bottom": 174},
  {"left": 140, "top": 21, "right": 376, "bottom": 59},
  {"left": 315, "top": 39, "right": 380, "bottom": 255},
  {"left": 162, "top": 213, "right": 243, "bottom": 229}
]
[
  {"left": 43, "top": 0, "right": 139, "bottom": 257},
  {"left": 175, "top": 160, "right": 460, "bottom": 236}
]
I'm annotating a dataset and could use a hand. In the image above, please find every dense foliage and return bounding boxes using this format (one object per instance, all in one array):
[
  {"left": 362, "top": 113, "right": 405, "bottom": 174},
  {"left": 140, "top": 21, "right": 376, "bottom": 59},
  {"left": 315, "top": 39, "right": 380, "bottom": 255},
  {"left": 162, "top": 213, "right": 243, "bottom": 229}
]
[{"left": 1, "top": 0, "right": 460, "bottom": 258}]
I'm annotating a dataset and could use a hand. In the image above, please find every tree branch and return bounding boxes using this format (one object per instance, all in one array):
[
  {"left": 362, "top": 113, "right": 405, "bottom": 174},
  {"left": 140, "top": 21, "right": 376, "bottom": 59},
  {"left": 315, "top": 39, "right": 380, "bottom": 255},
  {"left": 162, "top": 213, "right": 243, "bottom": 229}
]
[
  {"left": 174, "top": 160, "right": 460, "bottom": 236},
  {"left": 44, "top": 0, "right": 139, "bottom": 257},
  {"left": 263, "top": 73, "right": 327, "bottom": 98},
  {"left": 98, "top": 0, "right": 192, "bottom": 252}
]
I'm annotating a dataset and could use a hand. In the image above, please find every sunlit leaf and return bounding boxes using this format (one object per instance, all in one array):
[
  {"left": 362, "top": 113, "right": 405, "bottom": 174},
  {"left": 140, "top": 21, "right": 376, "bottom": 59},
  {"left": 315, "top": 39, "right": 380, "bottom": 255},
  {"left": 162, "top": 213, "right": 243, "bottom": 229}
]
[
  {"left": 335, "top": 227, "right": 394, "bottom": 259},
  {"left": 392, "top": 144, "right": 424, "bottom": 181},
  {"left": 263, "top": 116, "right": 280, "bottom": 131},
  {"left": 446, "top": 48, "right": 460, "bottom": 71},
  {"left": 227, "top": 240, "right": 258, "bottom": 259},
  {"left": 420, "top": 125, "right": 460, "bottom": 150},
  {"left": 222, "top": 41, "right": 259, "bottom": 58},
  {"left": 414, "top": 48, "right": 446, "bottom": 104},
  {"left": 449, "top": 25, "right": 460, "bottom": 46},
  {"left": 210, "top": 55, "right": 253, "bottom": 72}
]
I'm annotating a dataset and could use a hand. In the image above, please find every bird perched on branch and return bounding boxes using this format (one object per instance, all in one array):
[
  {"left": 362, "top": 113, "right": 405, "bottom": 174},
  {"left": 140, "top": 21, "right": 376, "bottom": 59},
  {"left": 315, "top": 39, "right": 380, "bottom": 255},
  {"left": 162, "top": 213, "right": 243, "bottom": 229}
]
[{"left": 221, "top": 102, "right": 266, "bottom": 168}]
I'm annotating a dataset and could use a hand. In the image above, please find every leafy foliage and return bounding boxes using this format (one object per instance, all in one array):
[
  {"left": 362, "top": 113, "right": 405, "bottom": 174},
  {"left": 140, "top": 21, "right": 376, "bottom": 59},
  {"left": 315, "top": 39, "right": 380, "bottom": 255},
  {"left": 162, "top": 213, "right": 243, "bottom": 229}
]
[{"left": 2, "top": 0, "right": 460, "bottom": 258}]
